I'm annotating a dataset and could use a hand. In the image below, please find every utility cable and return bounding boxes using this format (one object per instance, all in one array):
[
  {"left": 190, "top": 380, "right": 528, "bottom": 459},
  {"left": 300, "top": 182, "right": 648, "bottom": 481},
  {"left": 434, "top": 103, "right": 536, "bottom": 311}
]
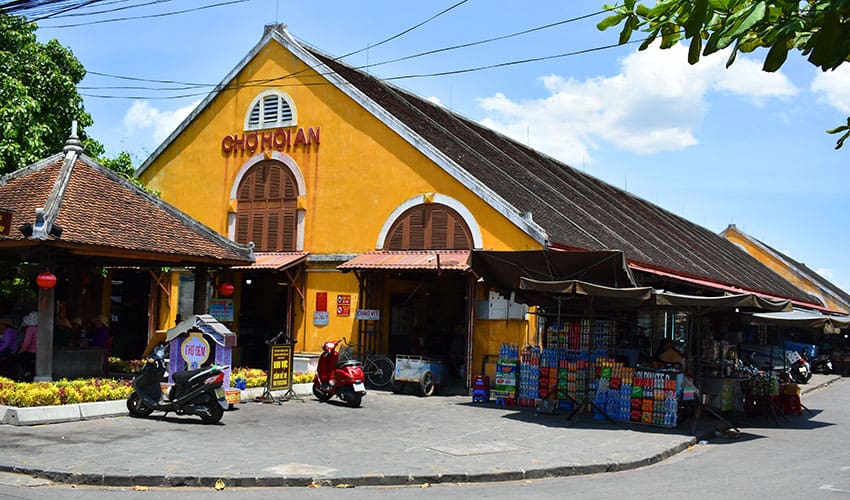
[{"left": 80, "top": 7, "right": 616, "bottom": 95}]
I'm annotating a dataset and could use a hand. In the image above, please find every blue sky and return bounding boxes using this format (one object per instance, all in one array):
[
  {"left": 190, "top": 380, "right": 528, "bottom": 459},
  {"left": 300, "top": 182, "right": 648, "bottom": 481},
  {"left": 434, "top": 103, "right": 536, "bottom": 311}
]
[{"left": 34, "top": 0, "right": 850, "bottom": 295}]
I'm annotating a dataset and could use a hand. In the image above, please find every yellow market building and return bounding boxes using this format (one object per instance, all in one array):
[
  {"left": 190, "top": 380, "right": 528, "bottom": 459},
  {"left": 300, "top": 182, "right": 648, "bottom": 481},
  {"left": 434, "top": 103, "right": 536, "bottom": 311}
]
[{"left": 137, "top": 25, "right": 817, "bottom": 390}]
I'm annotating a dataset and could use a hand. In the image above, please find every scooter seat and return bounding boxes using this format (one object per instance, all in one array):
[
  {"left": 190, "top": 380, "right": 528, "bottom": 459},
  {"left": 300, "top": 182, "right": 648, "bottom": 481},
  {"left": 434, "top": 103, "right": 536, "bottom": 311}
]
[
  {"left": 338, "top": 359, "right": 362, "bottom": 368},
  {"left": 172, "top": 367, "right": 208, "bottom": 383}
]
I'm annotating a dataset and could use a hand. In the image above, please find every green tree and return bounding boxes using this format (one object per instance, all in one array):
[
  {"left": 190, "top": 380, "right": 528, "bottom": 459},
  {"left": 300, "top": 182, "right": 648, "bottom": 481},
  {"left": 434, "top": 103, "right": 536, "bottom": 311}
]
[
  {"left": 0, "top": 13, "right": 97, "bottom": 173},
  {"left": 0, "top": 13, "right": 156, "bottom": 194},
  {"left": 599, "top": 0, "right": 850, "bottom": 149}
]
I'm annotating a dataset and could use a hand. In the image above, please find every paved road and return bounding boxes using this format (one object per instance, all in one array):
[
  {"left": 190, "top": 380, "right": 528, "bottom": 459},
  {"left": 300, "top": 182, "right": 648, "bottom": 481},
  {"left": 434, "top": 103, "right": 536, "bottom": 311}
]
[
  {"left": 1, "top": 377, "right": 847, "bottom": 499},
  {"left": 0, "top": 374, "right": 841, "bottom": 491}
]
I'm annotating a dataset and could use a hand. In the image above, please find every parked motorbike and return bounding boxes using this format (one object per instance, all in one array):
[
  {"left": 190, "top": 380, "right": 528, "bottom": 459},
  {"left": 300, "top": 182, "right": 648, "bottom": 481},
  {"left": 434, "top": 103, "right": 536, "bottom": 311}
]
[
  {"left": 811, "top": 353, "right": 834, "bottom": 374},
  {"left": 788, "top": 350, "right": 812, "bottom": 384},
  {"left": 312, "top": 338, "right": 366, "bottom": 407},
  {"left": 126, "top": 343, "right": 229, "bottom": 423}
]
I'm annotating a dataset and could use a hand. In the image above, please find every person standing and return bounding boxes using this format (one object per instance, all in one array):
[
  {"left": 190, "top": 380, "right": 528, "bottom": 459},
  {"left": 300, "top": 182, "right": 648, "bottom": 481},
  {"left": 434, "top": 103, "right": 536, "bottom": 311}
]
[
  {"left": 90, "top": 315, "right": 111, "bottom": 349},
  {"left": 18, "top": 312, "right": 38, "bottom": 381},
  {"left": 0, "top": 317, "right": 18, "bottom": 377}
]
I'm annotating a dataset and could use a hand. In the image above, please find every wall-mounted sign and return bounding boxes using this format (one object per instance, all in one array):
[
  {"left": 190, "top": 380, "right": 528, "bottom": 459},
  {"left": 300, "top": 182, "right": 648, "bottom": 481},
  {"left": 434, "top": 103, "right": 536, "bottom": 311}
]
[
  {"left": 221, "top": 126, "right": 320, "bottom": 156},
  {"left": 313, "top": 311, "right": 329, "bottom": 326},
  {"left": 316, "top": 292, "right": 327, "bottom": 312},
  {"left": 355, "top": 309, "right": 381, "bottom": 321},
  {"left": 337, "top": 294, "right": 351, "bottom": 316},
  {"left": 209, "top": 298, "right": 234, "bottom": 322},
  {"left": 180, "top": 332, "right": 211, "bottom": 369}
]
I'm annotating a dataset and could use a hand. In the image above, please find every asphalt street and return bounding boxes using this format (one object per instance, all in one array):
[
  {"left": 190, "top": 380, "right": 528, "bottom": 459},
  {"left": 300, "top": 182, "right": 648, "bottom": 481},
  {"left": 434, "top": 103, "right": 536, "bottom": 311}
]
[{"left": 0, "top": 374, "right": 842, "bottom": 490}]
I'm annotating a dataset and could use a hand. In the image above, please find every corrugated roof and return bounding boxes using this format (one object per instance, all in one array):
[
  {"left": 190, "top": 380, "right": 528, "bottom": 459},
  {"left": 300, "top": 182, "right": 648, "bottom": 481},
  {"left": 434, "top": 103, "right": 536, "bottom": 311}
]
[
  {"left": 232, "top": 251, "right": 307, "bottom": 270},
  {"left": 338, "top": 250, "right": 470, "bottom": 272},
  {"left": 306, "top": 46, "right": 812, "bottom": 303}
]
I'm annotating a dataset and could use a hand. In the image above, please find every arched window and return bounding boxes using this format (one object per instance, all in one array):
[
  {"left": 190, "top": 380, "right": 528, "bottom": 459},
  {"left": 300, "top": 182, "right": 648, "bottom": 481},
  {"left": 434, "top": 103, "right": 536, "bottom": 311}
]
[
  {"left": 384, "top": 204, "right": 472, "bottom": 250},
  {"left": 235, "top": 160, "right": 298, "bottom": 251},
  {"left": 244, "top": 90, "right": 297, "bottom": 131}
]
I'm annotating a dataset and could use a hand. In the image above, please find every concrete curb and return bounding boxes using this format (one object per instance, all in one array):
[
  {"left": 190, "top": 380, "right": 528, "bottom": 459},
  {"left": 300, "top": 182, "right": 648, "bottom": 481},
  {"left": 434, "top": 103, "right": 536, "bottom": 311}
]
[
  {"left": 0, "top": 436, "right": 700, "bottom": 488},
  {"left": 0, "top": 384, "right": 315, "bottom": 426}
]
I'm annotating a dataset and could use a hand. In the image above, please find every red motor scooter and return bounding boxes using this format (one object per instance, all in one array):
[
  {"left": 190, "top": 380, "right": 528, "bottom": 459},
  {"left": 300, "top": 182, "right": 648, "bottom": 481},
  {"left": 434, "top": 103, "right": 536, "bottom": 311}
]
[{"left": 312, "top": 338, "right": 366, "bottom": 407}]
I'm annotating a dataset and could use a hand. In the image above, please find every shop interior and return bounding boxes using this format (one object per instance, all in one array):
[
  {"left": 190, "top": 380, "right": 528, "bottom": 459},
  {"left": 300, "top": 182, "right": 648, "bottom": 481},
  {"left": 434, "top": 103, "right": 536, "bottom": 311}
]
[{"left": 387, "top": 270, "right": 468, "bottom": 390}]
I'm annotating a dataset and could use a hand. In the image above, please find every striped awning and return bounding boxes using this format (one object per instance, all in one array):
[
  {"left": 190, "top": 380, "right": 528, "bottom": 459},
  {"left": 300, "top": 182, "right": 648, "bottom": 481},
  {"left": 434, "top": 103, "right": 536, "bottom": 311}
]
[
  {"left": 232, "top": 251, "right": 308, "bottom": 271},
  {"left": 338, "top": 250, "right": 471, "bottom": 272}
]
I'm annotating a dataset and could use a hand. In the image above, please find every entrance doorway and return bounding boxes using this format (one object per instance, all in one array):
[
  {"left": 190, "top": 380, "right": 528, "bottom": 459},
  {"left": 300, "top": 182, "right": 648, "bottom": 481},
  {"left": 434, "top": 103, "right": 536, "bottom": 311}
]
[
  {"left": 388, "top": 271, "right": 468, "bottom": 390},
  {"left": 238, "top": 272, "right": 290, "bottom": 368},
  {"left": 109, "top": 270, "right": 151, "bottom": 360}
]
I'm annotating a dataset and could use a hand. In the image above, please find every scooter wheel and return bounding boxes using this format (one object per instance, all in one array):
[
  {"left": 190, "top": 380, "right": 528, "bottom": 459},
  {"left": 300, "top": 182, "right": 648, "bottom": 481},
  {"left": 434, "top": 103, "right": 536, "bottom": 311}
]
[
  {"left": 127, "top": 391, "right": 154, "bottom": 417},
  {"left": 344, "top": 386, "right": 363, "bottom": 408},
  {"left": 200, "top": 397, "right": 224, "bottom": 424},
  {"left": 312, "top": 383, "right": 333, "bottom": 402}
]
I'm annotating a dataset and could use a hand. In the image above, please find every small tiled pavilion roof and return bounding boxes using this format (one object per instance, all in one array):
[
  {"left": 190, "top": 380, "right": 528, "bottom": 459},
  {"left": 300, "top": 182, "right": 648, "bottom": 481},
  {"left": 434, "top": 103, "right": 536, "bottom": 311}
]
[{"left": 0, "top": 141, "right": 253, "bottom": 267}]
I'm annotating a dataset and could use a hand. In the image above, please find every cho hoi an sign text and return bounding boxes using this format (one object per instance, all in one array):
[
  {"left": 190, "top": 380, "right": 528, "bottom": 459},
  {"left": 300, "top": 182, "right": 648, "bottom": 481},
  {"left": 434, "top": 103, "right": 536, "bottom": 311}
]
[{"left": 221, "top": 126, "right": 320, "bottom": 156}]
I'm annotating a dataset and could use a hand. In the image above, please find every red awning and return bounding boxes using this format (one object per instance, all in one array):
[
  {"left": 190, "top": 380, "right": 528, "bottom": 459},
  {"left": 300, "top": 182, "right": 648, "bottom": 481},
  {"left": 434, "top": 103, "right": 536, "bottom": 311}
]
[
  {"left": 630, "top": 262, "right": 839, "bottom": 314},
  {"left": 232, "top": 251, "right": 308, "bottom": 271},
  {"left": 338, "top": 250, "right": 471, "bottom": 272}
]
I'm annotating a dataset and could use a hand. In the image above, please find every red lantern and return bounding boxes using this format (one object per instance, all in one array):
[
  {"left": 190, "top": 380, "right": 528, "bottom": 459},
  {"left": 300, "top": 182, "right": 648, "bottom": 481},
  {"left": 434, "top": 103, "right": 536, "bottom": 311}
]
[
  {"left": 218, "top": 282, "right": 234, "bottom": 297},
  {"left": 36, "top": 272, "right": 57, "bottom": 290}
]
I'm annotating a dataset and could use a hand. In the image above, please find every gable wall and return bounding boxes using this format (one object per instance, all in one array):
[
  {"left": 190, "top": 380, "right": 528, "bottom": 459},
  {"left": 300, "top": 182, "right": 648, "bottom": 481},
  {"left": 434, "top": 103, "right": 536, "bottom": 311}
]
[{"left": 139, "top": 42, "right": 539, "bottom": 254}]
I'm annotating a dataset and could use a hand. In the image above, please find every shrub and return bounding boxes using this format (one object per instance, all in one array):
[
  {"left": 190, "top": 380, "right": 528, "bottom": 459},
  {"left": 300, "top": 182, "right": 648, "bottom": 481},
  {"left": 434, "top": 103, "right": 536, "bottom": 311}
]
[{"left": 0, "top": 377, "right": 134, "bottom": 407}]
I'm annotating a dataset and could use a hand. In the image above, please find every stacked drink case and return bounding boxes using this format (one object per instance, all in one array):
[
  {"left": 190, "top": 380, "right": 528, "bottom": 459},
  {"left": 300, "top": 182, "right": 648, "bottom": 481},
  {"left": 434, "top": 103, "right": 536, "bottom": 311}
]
[
  {"left": 492, "top": 343, "right": 519, "bottom": 404},
  {"left": 507, "top": 320, "right": 684, "bottom": 427},
  {"left": 518, "top": 346, "right": 540, "bottom": 407}
]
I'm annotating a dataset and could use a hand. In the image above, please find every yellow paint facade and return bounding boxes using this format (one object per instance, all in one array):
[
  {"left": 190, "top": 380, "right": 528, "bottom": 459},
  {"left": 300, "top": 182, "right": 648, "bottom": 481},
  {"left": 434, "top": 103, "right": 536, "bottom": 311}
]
[
  {"left": 722, "top": 225, "right": 850, "bottom": 313},
  {"left": 139, "top": 29, "right": 540, "bottom": 384}
]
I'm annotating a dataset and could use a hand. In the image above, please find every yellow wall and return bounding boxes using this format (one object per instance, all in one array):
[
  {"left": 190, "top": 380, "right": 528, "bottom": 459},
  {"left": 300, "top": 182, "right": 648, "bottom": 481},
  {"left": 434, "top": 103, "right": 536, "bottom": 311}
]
[
  {"left": 140, "top": 37, "right": 542, "bottom": 355},
  {"left": 723, "top": 226, "right": 848, "bottom": 313}
]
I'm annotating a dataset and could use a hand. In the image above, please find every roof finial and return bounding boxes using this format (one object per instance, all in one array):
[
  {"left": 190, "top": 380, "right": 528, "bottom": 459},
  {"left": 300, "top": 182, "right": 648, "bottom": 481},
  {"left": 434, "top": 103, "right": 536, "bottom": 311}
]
[{"left": 64, "top": 120, "right": 83, "bottom": 154}]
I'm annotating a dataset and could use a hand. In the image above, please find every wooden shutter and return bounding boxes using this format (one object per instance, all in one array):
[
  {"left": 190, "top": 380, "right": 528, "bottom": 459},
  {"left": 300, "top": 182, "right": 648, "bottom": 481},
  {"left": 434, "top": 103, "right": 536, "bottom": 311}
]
[
  {"left": 235, "top": 160, "right": 299, "bottom": 251},
  {"left": 384, "top": 204, "right": 472, "bottom": 251}
]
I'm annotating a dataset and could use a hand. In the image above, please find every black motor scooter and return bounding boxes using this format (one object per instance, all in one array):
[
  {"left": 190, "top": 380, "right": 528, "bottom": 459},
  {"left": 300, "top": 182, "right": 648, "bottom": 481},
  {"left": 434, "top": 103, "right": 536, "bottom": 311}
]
[{"left": 126, "top": 343, "right": 229, "bottom": 424}]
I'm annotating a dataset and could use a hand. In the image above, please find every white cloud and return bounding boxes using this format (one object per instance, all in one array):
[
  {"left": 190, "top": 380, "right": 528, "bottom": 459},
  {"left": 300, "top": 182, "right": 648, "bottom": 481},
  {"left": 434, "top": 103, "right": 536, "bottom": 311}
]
[
  {"left": 426, "top": 96, "right": 444, "bottom": 106},
  {"left": 123, "top": 100, "right": 201, "bottom": 144},
  {"left": 476, "top": 44, "right": 798, "bottom": 164},
  {"left": 811, "top": 65, "right": 850, "bottom": 114}
]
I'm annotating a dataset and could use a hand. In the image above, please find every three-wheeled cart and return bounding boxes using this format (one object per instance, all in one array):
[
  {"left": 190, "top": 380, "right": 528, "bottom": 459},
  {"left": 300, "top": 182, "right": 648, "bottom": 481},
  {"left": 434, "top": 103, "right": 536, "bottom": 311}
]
[{"left": 392, "top": 355, "right": 442, "bottom": 396}]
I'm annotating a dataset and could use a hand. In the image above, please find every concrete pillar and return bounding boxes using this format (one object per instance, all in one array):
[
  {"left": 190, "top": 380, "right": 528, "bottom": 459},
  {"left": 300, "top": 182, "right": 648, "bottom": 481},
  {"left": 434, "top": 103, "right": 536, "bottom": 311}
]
[{"left": 34, "top": 287, "right": 55, "bottom": 381}]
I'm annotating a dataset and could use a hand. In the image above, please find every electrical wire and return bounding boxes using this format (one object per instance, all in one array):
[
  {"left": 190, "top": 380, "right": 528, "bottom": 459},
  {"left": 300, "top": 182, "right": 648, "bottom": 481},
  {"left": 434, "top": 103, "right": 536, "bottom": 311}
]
[
  {"left": 34, "top": 0, "right": 253, "bottom": 28},
  {"left": 80, "top": 7, "right": 617, "bottom": 95},
  {"left": 78, "top": 36, "right": 647, "bottom": 100}
]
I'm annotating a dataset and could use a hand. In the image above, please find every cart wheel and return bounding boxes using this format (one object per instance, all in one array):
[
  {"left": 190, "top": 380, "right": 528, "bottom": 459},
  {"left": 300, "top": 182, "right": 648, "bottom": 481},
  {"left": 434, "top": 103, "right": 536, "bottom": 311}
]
[
  {"left": 392, "top": 381, "right": 405, "bottom": 394},
  {"left": 419, "top": 370, "right": 435, "bottom": 397}
]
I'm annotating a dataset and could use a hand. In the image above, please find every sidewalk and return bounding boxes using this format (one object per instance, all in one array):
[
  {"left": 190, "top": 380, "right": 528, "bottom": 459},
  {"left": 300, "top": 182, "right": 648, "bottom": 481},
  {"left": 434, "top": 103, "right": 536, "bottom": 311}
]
[{"left": 0, "top": 374, "right": 842, "bottom": 488}]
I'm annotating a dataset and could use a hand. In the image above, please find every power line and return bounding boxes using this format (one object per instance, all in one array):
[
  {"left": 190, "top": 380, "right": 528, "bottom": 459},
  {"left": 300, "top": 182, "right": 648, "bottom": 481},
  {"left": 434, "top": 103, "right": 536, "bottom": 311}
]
[
  {"left": 35, "top": 0, "right": 253, "bottom": 28},
  {"left": 332, "top": 0, "right": 469, "bottom": 61},
  {"left": 80, "top": 8, "right": 615, "bottom": 95},
  {"left": 79, "top": 36, "right": 647, "bottom": 100}
]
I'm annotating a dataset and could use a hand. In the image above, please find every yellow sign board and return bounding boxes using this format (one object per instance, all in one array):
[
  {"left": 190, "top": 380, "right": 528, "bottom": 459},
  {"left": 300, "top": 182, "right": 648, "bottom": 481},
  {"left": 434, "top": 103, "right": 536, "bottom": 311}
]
[{"left": 269, "top": 344, "right": 293, "bottom": 391}]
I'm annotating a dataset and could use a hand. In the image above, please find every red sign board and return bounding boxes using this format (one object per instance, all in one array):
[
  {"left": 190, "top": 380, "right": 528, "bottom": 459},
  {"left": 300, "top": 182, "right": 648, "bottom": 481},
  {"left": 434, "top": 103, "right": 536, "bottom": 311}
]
[{"left": 337, "top": 294, "right": 351, "bottom": 316}]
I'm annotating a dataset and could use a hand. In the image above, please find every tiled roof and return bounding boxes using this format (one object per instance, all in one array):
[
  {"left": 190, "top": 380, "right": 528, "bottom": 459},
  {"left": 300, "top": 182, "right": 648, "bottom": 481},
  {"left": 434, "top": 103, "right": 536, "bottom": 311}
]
[
  {"left": 338, "top": 250, "right": 471, "bottom": 272},
  {"left": 305, "top": 47, "right": 811, "bottom": 303},
  {"left": 0, "top": 151, "right": 253, "bottom": 266},
  {"left": 134, "top": 26, "right": 810, "bottom": 303}
]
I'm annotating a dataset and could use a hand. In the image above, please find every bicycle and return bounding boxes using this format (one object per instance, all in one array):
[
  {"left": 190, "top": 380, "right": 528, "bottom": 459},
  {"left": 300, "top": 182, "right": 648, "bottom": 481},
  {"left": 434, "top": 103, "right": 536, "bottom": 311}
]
[{"left": 340, "top": 341, "right": 395, "bottom": 388}]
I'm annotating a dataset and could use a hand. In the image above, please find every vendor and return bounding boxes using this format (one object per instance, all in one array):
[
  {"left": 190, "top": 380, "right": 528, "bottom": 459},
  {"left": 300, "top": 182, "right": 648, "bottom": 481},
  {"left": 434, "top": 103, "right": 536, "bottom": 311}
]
[{"left": 656, "top": 340, "right": 685, "bottom": 368}]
